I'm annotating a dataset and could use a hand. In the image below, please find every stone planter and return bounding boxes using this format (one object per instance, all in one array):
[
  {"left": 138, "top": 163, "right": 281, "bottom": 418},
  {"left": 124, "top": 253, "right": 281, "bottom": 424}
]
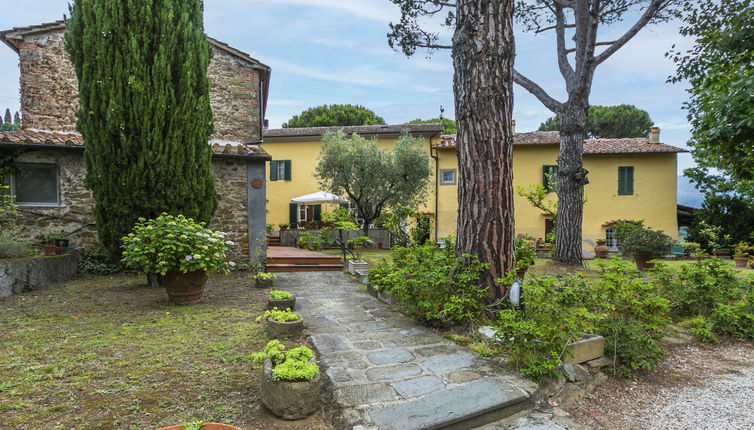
[
  {"left": 347, "top": 259, "right": 368, "bottom": 275},
  {"left": 261, "top": 358, "right": 321, "bottom": 420},
  {"left": 564, "top": 334, "right": 605, "bottom": 364},
  {"left": 255, "top": 278, "right": 274, "bottom": 288},
  {"left": 366, "top": 282, "right": 378, "bottom": 298},
  {"left": 268, "top": 296, "right": 296, "bottom": 310},
  {"left": 734, "top": 257, "right": 749, "bottom": 268},
  {"left": 164, "top": 270, "right": 208, "bottom": 304},
  {"left": 267, "top": 317, "right": 304, "bottom": 338},
  {"left": 377, "top": 290, "right": 396, "bottom": 305},
  {"left": 594, "top": 243, "right": 610, "bottom": 258},
  {"left": 354, "top": 269, "right": 369, "bottom": 284},
  {"left": 633, "top": 255, "right": 656, "bottom": 270},
  {"left": 158, "top": 423, "right": 240, "bottom": 430}
]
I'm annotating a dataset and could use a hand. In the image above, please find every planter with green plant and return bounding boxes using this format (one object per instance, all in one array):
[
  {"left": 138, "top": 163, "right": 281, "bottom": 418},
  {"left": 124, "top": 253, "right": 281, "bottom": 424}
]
[
  {"left": 121, "top": 214, "right": 233, "bottom": 304},
  {"left": 268, "top": 290, "right": 296, "bottom": 310},
  {"left": 157, "top": 423, "right": 240, "bottom": 430},
  {"left": 278, "top": 223, "right": 289, "bottom": 230},
  {"left": 258, "top": 308, "right": 303, "bottom": 338},
  {"left": 251, "top": 340, "right": 321, "bottom": 420},
  {"left": 514, "top": 234, "right": 537, "bottom": 278},
  {"left": 346, "top": 236, "right": 373, "bottom": 275},
  {"left": 732, "top": 242, "right": 752, "bottom": 268},
  {"left": 254, "top": 272, "right": 275, "bottom": 288},
  {"left": 618, "top": 227, "right": 675, "bottom": 269}
]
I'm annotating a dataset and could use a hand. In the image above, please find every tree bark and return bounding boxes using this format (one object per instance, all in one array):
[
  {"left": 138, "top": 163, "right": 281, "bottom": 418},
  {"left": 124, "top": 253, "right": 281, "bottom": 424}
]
[
  {"left": 453, "top": 0, "right": 516, "bottom": 300},
  {"left": 553, "top": 103, "right": 589, "bottom": 266}
]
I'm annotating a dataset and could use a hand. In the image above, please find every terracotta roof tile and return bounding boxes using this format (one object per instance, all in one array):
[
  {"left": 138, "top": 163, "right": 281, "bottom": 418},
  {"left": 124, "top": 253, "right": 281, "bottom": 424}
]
[
  {"left": 264, "top": 123, "right": 443, "bottom": 138},
  {"left": 432, "top": 132, "right": 687, "bottom": 154},
  {"left": 0, "top": 129, "right": 270, "bottom": 158}
]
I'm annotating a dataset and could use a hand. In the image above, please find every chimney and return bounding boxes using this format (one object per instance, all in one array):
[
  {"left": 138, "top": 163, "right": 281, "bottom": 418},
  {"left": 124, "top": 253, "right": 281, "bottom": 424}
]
[
  {"left": 648, "top": 126, "right": 660, "bottom": 143},
  {"left": 512, "top": 119, "right": 516, "bottom": 134},
  {"left": 263, "top": 119, "right": 269, "bottom": 130}
]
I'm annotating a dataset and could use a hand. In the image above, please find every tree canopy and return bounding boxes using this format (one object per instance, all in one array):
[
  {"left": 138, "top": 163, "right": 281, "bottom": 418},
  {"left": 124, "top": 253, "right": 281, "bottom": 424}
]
[
  {"left": 314, "top": 131, "right": 431, "bottom": 236},
  {"left": 282, "top": 104, "right": 385, "bottom": 128},
  {"left": 65, "top": 0, "right": 217, "bottom": 257},
  {"left": 669, "top": 0, "right": 754, "bottom": 196},
  {"left": 407, "top": 118, "right": 457, "bottom": 134},
  {"left": 538, "top": 105, "right": 653, "bottom": 138}
]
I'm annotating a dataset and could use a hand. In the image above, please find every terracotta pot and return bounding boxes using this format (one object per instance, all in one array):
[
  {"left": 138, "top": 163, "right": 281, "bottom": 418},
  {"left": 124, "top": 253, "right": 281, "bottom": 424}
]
[
  {"left": 157, "top": 423, "right": 240, "bottom": 430},
  {"left": 633, "top": 255, "right": 656, "bottom": 270},
  {"left": 164, "top": 270, "right": 208, "bottom": 304},
  {"left": 267, "top": 317, "right": 304, "bottom": 338},
  {"left": 262, "top": 358, "right": 321, "bottom": 420},
  {"left": 43, "top": 244, "right": 59, "bottom": 256},
  {"left": 516, "top": 267, "right": 528, "bottom": 279},
  {"left": 733, "top": 257, "right": 749, "bottom": 268},
  {"left": 594, "top": 244, "right": 610, "bottom": 258},
  {"left": 267, "top": 296, "right": 296, "bottom": 310}
]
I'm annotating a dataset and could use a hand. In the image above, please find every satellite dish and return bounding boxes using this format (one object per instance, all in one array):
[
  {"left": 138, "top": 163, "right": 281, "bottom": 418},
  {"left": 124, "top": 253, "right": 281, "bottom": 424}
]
[{"left": 509, "top": 281, "right": 522, "bottom": 307}]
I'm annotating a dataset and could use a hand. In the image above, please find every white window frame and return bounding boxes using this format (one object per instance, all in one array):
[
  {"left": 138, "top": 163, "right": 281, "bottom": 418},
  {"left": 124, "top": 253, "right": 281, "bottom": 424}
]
[
  {"left": 277, "top": 162, "right": 286, "bottom": 181},
  {"left": 10, "top": 163, "right": 60, "bottom": 207},
  {"left": 440, "top": 168, "right": 457, "bottom": 185},
  {"left": 298, "top": 204, "right": 308, "bottom": 223}
]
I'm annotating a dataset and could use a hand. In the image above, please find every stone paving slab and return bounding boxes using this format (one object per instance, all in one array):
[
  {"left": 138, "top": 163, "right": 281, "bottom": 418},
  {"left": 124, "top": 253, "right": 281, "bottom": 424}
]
[{"left": 276, "top": 272, "right": 538, "bottom": 429}]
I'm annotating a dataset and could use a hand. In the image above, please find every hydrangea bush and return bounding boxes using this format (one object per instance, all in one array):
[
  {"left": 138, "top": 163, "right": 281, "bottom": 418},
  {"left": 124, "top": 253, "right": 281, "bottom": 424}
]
[{"left": 121, "top": 214, "right": 234, "bottom": 275}]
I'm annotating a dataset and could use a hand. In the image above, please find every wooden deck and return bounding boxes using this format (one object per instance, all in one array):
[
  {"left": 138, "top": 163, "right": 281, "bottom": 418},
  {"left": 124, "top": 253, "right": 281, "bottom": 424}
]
[{"left": 266, "top": 246, "right": 343, "bottom": 272}]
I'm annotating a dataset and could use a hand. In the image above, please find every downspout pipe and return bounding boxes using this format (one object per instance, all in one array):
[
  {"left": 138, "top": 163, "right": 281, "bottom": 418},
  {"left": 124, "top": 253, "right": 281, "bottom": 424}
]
[{"left": 429, "top": 134, "right": 440, "bottom": 242}]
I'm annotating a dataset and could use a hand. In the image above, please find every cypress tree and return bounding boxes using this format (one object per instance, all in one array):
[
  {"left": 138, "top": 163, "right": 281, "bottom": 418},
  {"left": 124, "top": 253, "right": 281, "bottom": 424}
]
[
  {"left": 3, "top": 109, "right": 11, "bottom": 125},
  {"left": 65, "top": 0, "right": 217, "bottom": 256},
  {"left": 13, "top": 112, "right": 20, "bottom": 125}
]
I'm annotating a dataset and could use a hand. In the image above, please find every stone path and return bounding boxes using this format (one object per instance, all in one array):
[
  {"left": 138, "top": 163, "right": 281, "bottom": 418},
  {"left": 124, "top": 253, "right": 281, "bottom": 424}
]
[{"left": 277, "top": 271, "right": 539, "bottom": 430}]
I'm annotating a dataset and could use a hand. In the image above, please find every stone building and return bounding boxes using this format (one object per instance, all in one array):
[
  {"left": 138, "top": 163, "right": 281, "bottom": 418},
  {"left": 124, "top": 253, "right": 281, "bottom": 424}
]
[{"left": 0, "top": 21, "right": 271, "bottom": 259}]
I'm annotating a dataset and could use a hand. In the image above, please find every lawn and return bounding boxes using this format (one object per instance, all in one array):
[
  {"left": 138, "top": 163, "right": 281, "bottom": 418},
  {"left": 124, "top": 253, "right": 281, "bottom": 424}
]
[
  {"left": 529, "top": 256, "right": 752, "bottom": 278},
  {"left": 0, "top": 272, "right": 328, "bottom": 430}
]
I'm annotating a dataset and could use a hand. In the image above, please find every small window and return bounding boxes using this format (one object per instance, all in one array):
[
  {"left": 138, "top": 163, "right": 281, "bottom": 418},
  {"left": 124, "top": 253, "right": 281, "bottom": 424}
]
[
  {"left": 543, "top": 165, "right": 558, "bottom": 193},
  {"left": 440, "top": 169, "right": 456, "bottom": 185},
  {"left": 606, "top": 228, "right": 618, "bottom": 251},
  {"left": 270, "top": 160, "right": 292, "bottom": 181},
  {"left": 618, "top": 166, "right": 634, "bottom": 195},
  {"left": 11, "top": 163, "right": 59, "bottom": 206}
]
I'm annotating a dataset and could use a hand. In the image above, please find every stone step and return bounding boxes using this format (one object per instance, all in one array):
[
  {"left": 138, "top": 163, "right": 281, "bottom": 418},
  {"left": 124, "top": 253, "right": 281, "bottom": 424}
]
[
  {"left": 367, "top": 378, "right": 530, "bottom": 430},
  {"left": 267, "top": 256, "right": 342, "bottom": 265},
  {"left": 266, "top": 263, "right": 343, "bottom": 272}
]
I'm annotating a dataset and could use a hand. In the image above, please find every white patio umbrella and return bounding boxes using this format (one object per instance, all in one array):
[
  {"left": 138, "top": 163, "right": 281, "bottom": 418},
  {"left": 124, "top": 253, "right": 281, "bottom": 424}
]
[{"left": 290, "top": 191, "right": 348, "bottom": 205}]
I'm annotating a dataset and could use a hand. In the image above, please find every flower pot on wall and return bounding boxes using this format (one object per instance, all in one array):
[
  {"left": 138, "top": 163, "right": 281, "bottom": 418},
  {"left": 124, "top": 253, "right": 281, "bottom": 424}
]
[
  {"left": 164, "top": 270, "right": 208, "bottom": 304},
  {"left": 261, "top": 358, "right": 321, "bottom": 420},
  {"left": 43, "top": 244, "right": 59, "bottom": 256}
]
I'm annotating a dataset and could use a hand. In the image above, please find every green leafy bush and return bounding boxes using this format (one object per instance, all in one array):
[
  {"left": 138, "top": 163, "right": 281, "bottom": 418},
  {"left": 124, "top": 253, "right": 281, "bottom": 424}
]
[
  {"left": 258, "top": 308, "right": 299, "bottom": 323},
  {"left": 251, "top": 340, "right": 320, "bottom": 382},
  {"left": 369, "top": 238, "right": 489, "bottom": 326},
  {"left": 268, "top": 290, "right": 293, "bottom": 300},
  {"left": 619, "top": 226, "right": 675, "bottom": 259},
  {"left": 410, "top": 213, "right": 432, "bottom": 245},
  {"left": 121, "top": 214, "right": 233, "bottom": 275},
  {"left": 514, "top": 234, "right": 537, "bottom": 269},
  {"left": 0, "top": 229, "right": 35, "bottom": 259},
  {"left": 681, "top": 316, "right": 719, "bottom": 344},
  {"left": 297, "top": 232, "right": 325, "bottom": 251},
  {"left": 710, "top": 293, "right": 754, "bottom": 340},
  {"left": 255, "top": 272, "right": 276, "bottom": 281},
  {"left": 76, "top": 243, "right": 122, "bottom": 274}
]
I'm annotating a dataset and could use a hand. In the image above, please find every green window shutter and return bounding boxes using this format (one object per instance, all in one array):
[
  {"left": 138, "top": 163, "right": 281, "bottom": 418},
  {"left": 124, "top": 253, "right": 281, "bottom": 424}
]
[
  {"left": 618, "top": 166, "right": 634, "bottom": 195},
  {"left": 284, "top": 160, "right": 292, "bottom": 181},
  {"left": 289, "top": 203, "right": 298, "bottom": 227},
  {"left": 313, "top": 204, "right": 322, "bottom": 221},
  {"left": 270, "top": 161, "right": 278, "bottom": 181}
]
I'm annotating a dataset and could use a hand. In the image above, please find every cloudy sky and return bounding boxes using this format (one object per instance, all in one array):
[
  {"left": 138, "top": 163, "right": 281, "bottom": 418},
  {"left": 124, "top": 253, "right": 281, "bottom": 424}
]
[{"left": 0, "top": 0, "right": 696, "bottom": 176}]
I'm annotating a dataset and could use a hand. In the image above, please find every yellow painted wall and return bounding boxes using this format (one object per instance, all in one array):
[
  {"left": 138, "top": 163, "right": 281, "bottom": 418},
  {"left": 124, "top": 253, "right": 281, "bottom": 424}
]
[
  {"left": 437, "top": 144, "right": 680, "bottom": 249},
  {"left": 262, "top": 133, "right": 439, "bottom": 227}
]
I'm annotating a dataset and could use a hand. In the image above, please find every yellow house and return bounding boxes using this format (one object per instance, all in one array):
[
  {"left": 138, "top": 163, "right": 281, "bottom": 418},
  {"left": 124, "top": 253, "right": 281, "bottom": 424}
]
[{"left": 262, "top": 124, "right": 685, "bottom": 255}]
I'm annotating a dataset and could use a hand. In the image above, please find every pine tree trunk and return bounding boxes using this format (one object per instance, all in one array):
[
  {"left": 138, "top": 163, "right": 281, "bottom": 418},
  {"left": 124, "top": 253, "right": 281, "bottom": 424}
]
[
  {"left": 453, "top": 0, "right": 515, "bottom": 300},
  {"left": 553, "top": 106, "right": 588, "bottom": 266}
]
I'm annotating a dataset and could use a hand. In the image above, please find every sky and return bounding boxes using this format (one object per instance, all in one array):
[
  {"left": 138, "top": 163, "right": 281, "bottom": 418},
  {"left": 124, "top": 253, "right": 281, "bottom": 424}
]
[{"left": 0, "top": 0, "right": 697, "bottom": 179}]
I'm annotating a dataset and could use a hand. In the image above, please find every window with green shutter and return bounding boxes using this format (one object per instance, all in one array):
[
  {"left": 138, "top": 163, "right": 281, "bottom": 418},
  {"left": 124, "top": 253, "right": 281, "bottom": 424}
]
[
  {"left": 270, "top": 160, "right": 292, "bottom": 181},
  {"left": 542, "top": 165, "right": 558, "bottom": 193},
  {"left": 270, "top": 160, "right": 278, "bottom": 181},
  {"left": 618, "top": 166, "right": 634, "bottom": 195}
]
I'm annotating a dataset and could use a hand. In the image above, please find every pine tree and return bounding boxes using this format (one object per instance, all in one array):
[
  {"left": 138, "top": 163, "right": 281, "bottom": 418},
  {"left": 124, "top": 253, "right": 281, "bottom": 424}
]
[
  {"left": 65, "top": 0, "right": 217, "bottom": 257},
  {"left": 13, "top": 112, "right": 20, "bottom": 125},
  {"left": 3, "top": 109, "right": 11, "bottom": 125}
]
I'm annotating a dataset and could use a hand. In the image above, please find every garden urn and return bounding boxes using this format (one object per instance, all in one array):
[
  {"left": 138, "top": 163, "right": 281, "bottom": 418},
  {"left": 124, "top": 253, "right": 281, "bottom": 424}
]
[
  {"left": 262, "top": 358, "right": 321, "bottom": 420},
  {"left": 594, "top": 241, "right": 610, "bottom": 258}
]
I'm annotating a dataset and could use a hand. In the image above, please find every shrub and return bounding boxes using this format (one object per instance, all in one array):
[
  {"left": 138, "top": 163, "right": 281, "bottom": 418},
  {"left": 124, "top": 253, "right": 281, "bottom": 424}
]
[
  {"left": 733, "top": 241, "right": 753, "bottom": 258},
  {"left": 410, "top": 213, "right": 432, "bottom": 245},
  {"left": 121, "top": 214, "right": 233, "bottom": 275},
  {"left": 346, "top": 236, "right": 373, "bottom": 260},
  {"left": 258, "top": 308, "right": 299, "bottom": 323},
  {"left": 269, "top": 290, "right": 293, "bottom": 300},
  {"left": 369, "top": 238, "right": 489, "bottom": 326},
  {"left": 0, "top": 229, "right": 35, "bottom": 259},
  {"left": 681, "top": 316, "right": 719, "bottom": 344},
  {"left": 710, "top": 293, "right": 754, "bottom": 340},
  {"left": 514, "top": 234, "right": 537, "bottom": 269},
  {"left": 618, "top": 226, "right": 675, "bottom": 259},
  {"left": 76, "top": 242, "right": 122, "bottom": 274},
  {"left": 251, "top": 340, "right": 319, "bottom": 382},
  {"left": 297, "top": 232, "right": 325, "bottom": 251}
]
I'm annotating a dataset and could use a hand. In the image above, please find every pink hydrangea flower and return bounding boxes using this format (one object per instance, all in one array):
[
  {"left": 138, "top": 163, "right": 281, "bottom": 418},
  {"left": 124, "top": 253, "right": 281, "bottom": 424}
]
[
  {"left": 225, "top": 240, "right": 235, "bottom": 246},
  {"left": 228, "top": 261, "right": 236, "bottom": 267},
  {"left": 185, "top": 255, "right": 193, "bottom": 261}
]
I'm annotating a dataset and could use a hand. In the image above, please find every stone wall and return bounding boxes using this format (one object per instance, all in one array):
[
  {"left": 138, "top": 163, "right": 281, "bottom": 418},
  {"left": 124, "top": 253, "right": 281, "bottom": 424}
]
[
  {"left": 0, "top": 253, "right": 80, "bottom": 299},
  {"left": 209, "top": 157, "right": 250, "bottom": 260},
  {"left": 17, "top": 28, "right": 262, "bottom": 142}
]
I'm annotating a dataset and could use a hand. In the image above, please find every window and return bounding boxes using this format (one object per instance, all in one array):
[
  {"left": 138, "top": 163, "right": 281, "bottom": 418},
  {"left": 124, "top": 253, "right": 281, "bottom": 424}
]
[
  {"left": 543, "top": 165, "right": 558, "bottom": 193},
  {"left": 440, "top": 169, "right": 456, "bottom": 185},
  {"left": 11, "top": 163, "right": 59, "bottom": 206},
  {"left": 605, "top": 228, "right": 618, "bottom": 251},
  {"left": 298, "top": 204, "right": 309, "bottom": 222},
  {"left": 269, "top": 160, "right": 291, "bottom": 181},
  {"left": 618, "top": 166, "right": 634, "bottom": 195}
]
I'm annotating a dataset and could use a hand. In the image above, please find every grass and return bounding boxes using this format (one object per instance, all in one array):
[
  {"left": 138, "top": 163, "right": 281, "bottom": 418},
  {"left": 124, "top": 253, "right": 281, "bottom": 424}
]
[
  {"left": 528, "top": 256, "right": 752, "bottom": 278},
  {"left": 0, "top": 272, "right": 325, "bottom": 430}
]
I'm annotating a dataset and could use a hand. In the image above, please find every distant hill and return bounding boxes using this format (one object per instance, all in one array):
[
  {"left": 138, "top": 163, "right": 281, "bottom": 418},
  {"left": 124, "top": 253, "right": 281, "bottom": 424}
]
[{"left": 677, "top": 175, "right": 704, "bottom": 208}]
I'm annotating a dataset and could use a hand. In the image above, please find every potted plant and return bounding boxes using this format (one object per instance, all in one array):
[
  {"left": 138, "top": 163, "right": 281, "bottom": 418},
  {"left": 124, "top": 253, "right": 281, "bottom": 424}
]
[
  {"left": 346, "top": 236, "right": 373, "bottom": 275},
  {"left": 594, "top": 239, "right": 610, "bottom": 258},
  {"left": 257, "top": 308, "right": 303, "bottom": 338},
  {"left": 278, "top": 223, "right": 289, "bottom": 230},
  {"left": 121, "top": 214, "right": 233, "bottom": 304},
  {"left": 268, "top": 290, "right": 296, "bottom": 310},
  {"left": 618, "top": 227, "right": 675, "bottom": 270},
  {"left": 157, "top": 423, "right": 240, "bottom": 430},
  {"left": 733, "top": 242, "right": 752, "bottom": 268},
  {"left": 254, "top": 272, "right": 275, "bottom": 288},
  {"left": 514, "top": 234, "right": 537, "bottom": 278},
  {"left": 41, "top": 231, "right": 64, "bottom": 256},
  {"left": 251, "top": 340, "right": 321, "bottom": 420}
]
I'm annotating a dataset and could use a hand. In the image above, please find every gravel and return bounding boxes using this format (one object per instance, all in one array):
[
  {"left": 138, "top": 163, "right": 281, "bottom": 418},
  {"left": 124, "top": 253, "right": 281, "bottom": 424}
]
[{"left": 566, "top": 339, "right": 754, "bottom": 430}]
